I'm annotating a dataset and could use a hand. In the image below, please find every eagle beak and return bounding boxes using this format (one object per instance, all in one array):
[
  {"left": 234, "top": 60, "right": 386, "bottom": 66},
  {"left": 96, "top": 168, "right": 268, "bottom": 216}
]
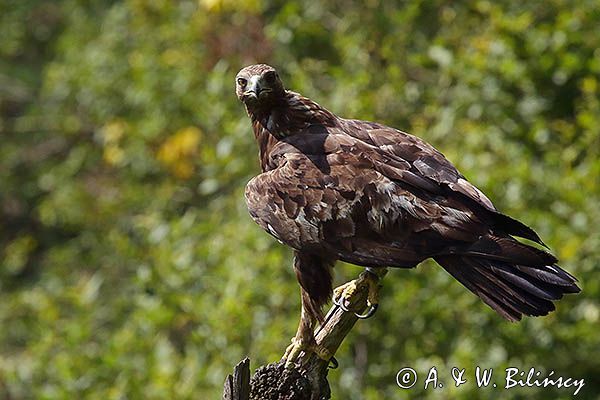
[{"left": 245, "top": 75, "right": 263, "bottom": 99}]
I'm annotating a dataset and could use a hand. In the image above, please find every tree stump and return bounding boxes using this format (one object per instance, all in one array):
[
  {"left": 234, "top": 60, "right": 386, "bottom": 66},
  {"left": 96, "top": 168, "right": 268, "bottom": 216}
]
[{"left": 223, "top": 269, "right": 386, "bottom": 400}]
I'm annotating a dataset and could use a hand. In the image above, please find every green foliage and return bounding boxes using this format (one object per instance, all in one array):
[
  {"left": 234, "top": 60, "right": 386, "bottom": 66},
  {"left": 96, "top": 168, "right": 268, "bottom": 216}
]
[{"left": 1, "top": 1, "right": 598, "bottom": 399}]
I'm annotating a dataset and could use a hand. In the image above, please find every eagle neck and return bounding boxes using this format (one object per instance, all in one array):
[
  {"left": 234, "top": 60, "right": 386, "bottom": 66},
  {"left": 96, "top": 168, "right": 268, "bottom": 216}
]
[
  {"left": 247, "top": 91, "right": 337, "bottom": 171},
  {"left": 252, "top": 121, "right": 281, "bottom": 172}
]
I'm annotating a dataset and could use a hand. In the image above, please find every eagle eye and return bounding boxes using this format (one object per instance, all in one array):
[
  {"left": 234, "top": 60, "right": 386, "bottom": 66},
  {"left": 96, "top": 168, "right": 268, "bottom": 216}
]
[{"left": 237, "top": 77, "right": 247, "bottom": 87}]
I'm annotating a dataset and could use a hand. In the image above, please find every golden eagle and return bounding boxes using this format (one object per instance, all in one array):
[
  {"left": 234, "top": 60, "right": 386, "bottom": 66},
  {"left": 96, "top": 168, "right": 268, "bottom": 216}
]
[{"left": 236, "top": 64, "right": 579, "bottom": 365}]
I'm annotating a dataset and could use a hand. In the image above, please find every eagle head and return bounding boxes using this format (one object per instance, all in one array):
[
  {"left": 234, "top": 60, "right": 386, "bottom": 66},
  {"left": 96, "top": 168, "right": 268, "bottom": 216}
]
[{"left": 235, "top": 64, "right": 285, "bottom": 111}]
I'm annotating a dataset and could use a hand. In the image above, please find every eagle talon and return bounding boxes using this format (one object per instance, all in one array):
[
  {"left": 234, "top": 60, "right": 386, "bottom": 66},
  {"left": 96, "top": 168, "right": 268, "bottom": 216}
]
[
  {"left": 332, "top": 294, "right": 351, "bottom": 312},
  {"left": 328, "top": 356, "right": 339, "bottom": 369},
  {"left": 283, "top": 338, "right": 307, "bottom": 369},
  {"left": 283, "top": 337, "right": 334, "bottom": 369},
  {"left": 333, "top": 268, "right": 385, "bottom": 318},
  {"left": 332, "top": 279, "right": 360, "bottom": 313},
  {"left": 355, "top": 303, "right": 378, "bottom": 319}
]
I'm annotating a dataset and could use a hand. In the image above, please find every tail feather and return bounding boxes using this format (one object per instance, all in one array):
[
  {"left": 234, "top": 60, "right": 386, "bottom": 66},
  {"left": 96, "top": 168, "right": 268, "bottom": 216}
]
[
  {"left": 514, "top": 264, "right": 578, "bottom": 287},
  {"left": 462, "top": 260, "right": 541, "bottom": 320},
  {"left": 489, "top": 263, "right": 564, "bottom": 301},
  {"left": 435, "top": 238, "right": 580, "bottom": 321},
  {"left": 465, "top": 257, "right": 554, "bottom": 319},
  {"left": 461, "top": 236, "right": 557, "bottom": 266}
]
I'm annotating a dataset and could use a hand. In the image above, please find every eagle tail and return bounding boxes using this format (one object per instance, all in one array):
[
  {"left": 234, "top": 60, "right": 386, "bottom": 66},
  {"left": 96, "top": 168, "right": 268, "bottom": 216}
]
[{"left": 435, "top": 238, "right": 580, "bottom": 321}]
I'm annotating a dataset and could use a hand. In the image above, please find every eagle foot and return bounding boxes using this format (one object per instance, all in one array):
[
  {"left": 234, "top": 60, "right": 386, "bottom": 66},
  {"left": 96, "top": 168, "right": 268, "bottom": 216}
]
[
  {"left": 282, "top": 336, "right": 332, "bottom": 369},
  {"left": 332, "top": 268, "right": 383, "bottom": 319}
]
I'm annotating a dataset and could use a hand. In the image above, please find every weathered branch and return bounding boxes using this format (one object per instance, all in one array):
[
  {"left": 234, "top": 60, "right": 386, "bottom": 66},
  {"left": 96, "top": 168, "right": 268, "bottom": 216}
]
[
  {"left": 223, "top": 269, "right": 387, "bottom": 400},
  {"left": 222, "top": 358, "right": 251, "bottom": 400}
]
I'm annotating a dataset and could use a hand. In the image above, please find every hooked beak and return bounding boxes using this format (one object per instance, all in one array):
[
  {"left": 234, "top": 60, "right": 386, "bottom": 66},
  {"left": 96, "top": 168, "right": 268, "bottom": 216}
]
[
  {"left": 243, "top": 75, "right": 270, "bottom": 101},
  {"left": 246, "top": 75, "right": 262, "bottom": 97}
]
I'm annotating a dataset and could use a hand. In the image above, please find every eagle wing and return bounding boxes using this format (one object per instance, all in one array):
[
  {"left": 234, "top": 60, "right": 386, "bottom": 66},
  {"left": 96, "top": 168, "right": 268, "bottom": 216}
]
[
  {"left": 341, "top": 120, "right": 546, "bottom": 246},
  {"left": 342, "top": 121, "right": 495, "bottom": 208},
  {"left": 246, "top": 127, "right": 507, "bottom": 268}
]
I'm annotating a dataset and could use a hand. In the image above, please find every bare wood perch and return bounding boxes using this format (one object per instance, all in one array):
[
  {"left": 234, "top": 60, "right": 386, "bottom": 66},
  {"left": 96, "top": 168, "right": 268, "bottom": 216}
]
[
  {"left": 222, "top": 358, "right": 251, "bottom": 400},
  {"left": 223, "top": 269, "right": 387, "bottom": 400}
]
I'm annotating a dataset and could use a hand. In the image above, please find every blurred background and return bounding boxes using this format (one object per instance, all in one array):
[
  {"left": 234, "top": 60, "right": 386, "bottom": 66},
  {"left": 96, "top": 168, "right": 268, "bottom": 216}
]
[{"left": 1, "top": 0, "right": 599, "bottom": 399}]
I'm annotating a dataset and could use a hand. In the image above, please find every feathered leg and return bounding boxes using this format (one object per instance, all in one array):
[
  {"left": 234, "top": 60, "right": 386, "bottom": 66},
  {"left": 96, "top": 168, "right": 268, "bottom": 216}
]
[
  {"left": 282, "top": 252, "right": 334, "bottom": 368},
  {"left": 282, "top": 288, "right": 320, "bottom": 367}
]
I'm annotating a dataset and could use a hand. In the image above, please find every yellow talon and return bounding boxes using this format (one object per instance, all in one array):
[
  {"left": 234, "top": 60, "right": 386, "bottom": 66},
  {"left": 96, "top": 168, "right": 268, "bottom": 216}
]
[
  {"left": 332, "top": 268, "right": 387, "bottom": 318},
  {"left": 282, "top": 337, "right": 331, "bottom": 369}
]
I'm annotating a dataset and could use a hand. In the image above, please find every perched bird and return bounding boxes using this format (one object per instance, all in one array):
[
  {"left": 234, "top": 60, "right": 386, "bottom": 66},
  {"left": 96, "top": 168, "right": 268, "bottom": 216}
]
[{"left": 235, "top": 63, "right": 580, "bottom": 365}]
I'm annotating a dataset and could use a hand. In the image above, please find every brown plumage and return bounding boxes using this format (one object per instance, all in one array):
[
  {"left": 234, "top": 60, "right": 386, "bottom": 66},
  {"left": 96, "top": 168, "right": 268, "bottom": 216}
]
[{"left": 236, "top": 64, "right": 580, "bottom": 328}]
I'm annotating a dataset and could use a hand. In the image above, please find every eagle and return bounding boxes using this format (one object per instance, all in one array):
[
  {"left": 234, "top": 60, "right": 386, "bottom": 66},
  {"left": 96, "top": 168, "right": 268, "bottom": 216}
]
[{"left": 235, "top": 63, "right": 580, "bottom": 366}]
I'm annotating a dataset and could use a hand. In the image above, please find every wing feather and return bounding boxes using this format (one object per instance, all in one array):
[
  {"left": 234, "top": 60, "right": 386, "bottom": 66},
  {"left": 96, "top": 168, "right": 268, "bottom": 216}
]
[{"left": 341, "top": 120, "right": 545, "bottom": 245}]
